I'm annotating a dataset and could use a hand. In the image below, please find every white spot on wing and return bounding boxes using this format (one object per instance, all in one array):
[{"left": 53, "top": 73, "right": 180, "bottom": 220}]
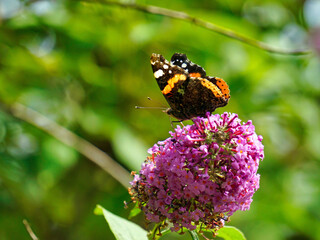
[
  {"left": 169, "top": 70, "right": 172, "bottom": 74},
  {"left": 154, "top": 69, "right": 164, "bottom": 78},
  {"left": 181, "top": 63, "right": 187, "bottom": 68},
  {"left": 163, "top": 64, "right": 169, "bottom": 69}
]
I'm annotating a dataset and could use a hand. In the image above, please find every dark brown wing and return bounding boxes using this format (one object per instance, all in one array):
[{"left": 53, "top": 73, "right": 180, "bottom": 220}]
[
  {"left": 150, "top": 53, "right": 189, "bottom": 119},
  {"left": 174, "top": 77, "right": 228, "bottom": 119}
]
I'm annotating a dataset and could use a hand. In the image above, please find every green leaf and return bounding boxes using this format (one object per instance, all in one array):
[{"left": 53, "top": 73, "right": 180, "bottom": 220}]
[
  {"left": 128, "top": 203, "right": 142, "bottom": 219},
  {"left": 216, "top": 226, "right": 246, "bottom": 240},
  {"left": 94, "top": 205, "right": 148, "bottom": 240},
  {"left": 188, "top": 230, "right": 200, "bottom": 240}
]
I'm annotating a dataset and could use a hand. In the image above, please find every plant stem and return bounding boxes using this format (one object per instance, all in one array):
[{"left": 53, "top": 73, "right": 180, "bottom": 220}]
[{"left": 82, "top": 0, "right": 311, "bottom": 55}]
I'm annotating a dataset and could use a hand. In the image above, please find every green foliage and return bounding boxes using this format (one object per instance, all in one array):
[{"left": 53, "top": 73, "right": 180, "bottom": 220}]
[
  {"left": 95, "top": 205, "right": 246, "bottom": 240},
  {"left": 128, "top": 202, "right": 142, "bottom": 219},
  {"left": 112, "top": 126, "right": 148, "bottom": 172},
  {"left": 0, "top": 0, "right": 319, "bottom": 240},
  {"left": 189, "top": 230, "right": 200, "bottom": 240},
  {"left": 216, "top": 226, "right": 246, "bottom": 240},
  {"left": 95, "top": 205, "right": 148, "bottom": 240}
]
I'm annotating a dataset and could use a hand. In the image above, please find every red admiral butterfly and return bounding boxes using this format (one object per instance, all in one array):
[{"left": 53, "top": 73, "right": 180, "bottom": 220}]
[{"left": 150, "top": 53, "right": 230, "bottom": 120}]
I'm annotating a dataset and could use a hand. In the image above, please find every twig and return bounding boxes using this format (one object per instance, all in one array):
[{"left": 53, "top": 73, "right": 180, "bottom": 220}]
[
  {"left": 10, "top": 102, "right": 132, "bottom": 189},
  {"left": 81, "top": 0, "right": 311, "bottom": 55},
  {"left": 23, "top": 219, "right": 39, "bottom": 240}
]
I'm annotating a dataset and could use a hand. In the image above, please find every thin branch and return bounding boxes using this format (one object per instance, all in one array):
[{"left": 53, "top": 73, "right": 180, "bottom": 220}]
[
  {"left": 10, "top": 102, "right": 132, "bottom": 189},
  {"left": 82, "top": 0, "right": 311, "bottom": 55},
  {"left": 23, "top": 219, "right": 39, "bottom": 240}
]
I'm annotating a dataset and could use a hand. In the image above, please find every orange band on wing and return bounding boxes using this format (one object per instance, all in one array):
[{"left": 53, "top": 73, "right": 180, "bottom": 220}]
[
  {"left": 215, "top": 77, "right": 230, "bottom": 99},
  {"left": 200, "top": 79, "right": 223, "bottom": 98},
  {"left": 189, "top": 72, "right": 201, "bottom": 78},
  {"left": 161, "top": 74, "right": 187, "bottom": 95}
]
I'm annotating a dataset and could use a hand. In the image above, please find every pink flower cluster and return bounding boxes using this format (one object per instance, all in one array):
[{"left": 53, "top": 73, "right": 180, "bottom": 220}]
[{"left": 129, "top": 112, "right": 264, "bottom": 232}]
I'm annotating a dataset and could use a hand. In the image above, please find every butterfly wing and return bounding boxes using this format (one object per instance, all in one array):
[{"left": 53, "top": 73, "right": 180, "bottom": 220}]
[
  {"left": 170, "top": 53, "right": 206, "bottom": 78},
  {"left": 180, "top": 77, "right": 230, "bottom": 118},
  {"left": 170, "top": 53, "right": 230, "bottom": 118},
  {"left": 150, "top": 53, "right": 190, "bottom": 119}
]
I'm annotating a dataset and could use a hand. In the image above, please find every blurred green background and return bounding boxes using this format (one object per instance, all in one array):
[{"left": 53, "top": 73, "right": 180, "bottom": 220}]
[{"left": 0, "top": 0, "right": 319, "bottom": 239}]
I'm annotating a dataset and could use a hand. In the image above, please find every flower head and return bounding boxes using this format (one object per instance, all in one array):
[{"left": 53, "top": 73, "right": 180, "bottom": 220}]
[{"left": 129, "top": 112, "right": 264, "bottom": 233}]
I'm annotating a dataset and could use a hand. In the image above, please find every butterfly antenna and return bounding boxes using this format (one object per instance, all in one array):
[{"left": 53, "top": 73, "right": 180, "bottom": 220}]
[
  {"left": 135, "top": 106, "right": 167, "bottom": 110},
  {"left": 147, "top": 97, "right": 167, "bottom": 108},
  {"left": 135, "top": 97, "right": 167, "bottom": 110}
]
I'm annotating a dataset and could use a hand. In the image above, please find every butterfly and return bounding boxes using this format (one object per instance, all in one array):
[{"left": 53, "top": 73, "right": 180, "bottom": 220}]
[{"left": 150, "top": 53, "right": 230, "bottom": 120}]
